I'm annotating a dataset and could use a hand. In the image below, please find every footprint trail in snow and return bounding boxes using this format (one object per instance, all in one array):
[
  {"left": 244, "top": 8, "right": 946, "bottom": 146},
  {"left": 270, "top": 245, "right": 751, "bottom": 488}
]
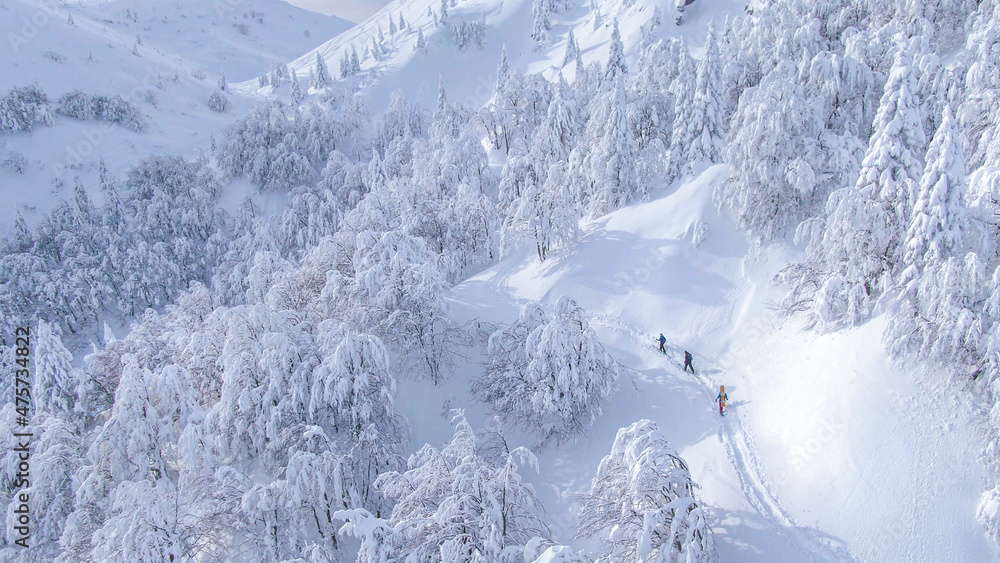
[{"left": 592, "top": 315, "right": 859, "bottom": 563}]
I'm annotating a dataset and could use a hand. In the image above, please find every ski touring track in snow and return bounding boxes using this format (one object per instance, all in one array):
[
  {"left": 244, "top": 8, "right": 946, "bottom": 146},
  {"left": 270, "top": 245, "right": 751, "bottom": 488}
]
[{"left": 590, "top": 314, "right": 860, "bottom": 563}]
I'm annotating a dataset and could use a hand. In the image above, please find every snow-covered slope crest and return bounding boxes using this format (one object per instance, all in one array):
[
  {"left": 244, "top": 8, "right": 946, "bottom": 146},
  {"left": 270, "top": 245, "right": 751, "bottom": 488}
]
[
  {"left": 235, "top": 0, "right": 525, "bottom": 108},
  {"left": 239, "top": 0, "right": 746, "bottom": 115}
]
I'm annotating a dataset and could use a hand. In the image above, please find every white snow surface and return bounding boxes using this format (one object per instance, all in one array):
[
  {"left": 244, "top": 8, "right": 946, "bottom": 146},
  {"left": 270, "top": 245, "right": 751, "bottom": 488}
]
[
  {"left": 395, "top": 164, "right": 992, "bottom": 561},
  {"left": 0, "top": 0, "right": 350, "bottom": 229}
]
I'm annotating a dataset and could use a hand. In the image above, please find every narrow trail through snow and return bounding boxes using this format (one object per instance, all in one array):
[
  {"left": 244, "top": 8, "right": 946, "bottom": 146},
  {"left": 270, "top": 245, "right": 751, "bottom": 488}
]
[{"left": 591, "top": 315, "right": 858, "bottom": 563}]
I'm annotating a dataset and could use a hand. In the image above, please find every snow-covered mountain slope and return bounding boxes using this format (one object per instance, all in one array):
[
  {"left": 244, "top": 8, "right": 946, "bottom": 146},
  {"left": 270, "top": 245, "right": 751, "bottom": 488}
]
[
  {"left": 0, "top": 0, "right": 349, "bottom": 230},
  {"left": 394, "top": 165, "right": 992, "bottom": 561},
  {"left": 239, "top": 0, "right": 745, "bottom": 116},
  {"left": 4, "top": 0, "right": 997, "bottom": 559}
]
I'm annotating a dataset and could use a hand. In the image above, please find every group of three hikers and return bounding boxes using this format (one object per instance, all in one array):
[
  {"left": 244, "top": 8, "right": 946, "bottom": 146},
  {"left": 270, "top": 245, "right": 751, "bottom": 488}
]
[{"left": 658, "top": 333, "right": 727, "bottom": 415}]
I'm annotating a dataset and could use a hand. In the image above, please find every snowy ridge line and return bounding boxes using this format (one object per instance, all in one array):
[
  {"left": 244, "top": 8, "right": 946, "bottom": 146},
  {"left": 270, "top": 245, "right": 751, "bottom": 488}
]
[
  {"left": 285, "top": 0, "right": 410, "bottom": 77},
  {"left": 589, "top": 314, "right": 859, "bottom": 563},
  {"left": 230, "top": 0, "right": 409, "bottom": 91},
  {"left": 236, "top": 0, "right": 470, "bottom": 91},
  {"left": 21, "top": 0, "right": 205, "bottom": 80}
]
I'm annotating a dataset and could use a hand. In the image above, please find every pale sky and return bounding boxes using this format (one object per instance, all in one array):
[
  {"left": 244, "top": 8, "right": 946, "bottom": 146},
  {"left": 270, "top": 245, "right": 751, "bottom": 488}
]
[{"left": 282, "top": 0, "right": 392, "bottom": 23}]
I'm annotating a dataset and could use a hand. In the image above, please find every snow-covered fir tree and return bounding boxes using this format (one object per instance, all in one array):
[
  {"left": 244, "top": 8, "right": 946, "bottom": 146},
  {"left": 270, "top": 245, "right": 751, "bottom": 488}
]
[
  {"left": 687, "top": 22, "right": 725, "bottom": 164},
  {"left": 32, "top": 320, "right": 76, "bottom": 417},
  {"left": 788, "top": 47, "right": 927, "bottom": 326},
  {"left": 562, "top": 29, "right": 580, "bottom": 67},
  {"left": 605, "top": 20, "right": 628, "bottom": 84},
  {"left": 667, "top": 39, "right": 696, "bottom": 176},
  {"left": 547, "top": 73, "right": 580, "bottom": 154},
  {"left": 313, "top": 52, "right": 331, "bottom": 88},
  {"left": 531, "top": 0, "right": 552, "bottom": 45},
  {"left": 903, "top": 106, "right": 967, "bottom": 268},
  {"left": 885, "top": 106, "right": 975, "bottom": 362},
  {"left": 290, "top": 74, "right": 304, "bottom": 104},
  {"left": 351, "top": 46, "right": 361, "bottom": 75},
  {"left": 583, "top": 76, "right": 639, "bottom": 216},
  {"left": 59, "top": 356, "right": 169, "bottom": 560}
]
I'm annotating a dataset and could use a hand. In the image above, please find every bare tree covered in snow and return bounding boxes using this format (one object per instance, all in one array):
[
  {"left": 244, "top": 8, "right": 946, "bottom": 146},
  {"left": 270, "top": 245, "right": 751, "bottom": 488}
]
[
  {"left": 474, "top": 297, "right": 620, "bottom": 444},
  {"left": 56, "top": 91, "right": 146, "bottom": 132},
  {"left": 0, "top": 84, "right": 52, "bottom": 132},
  {"left": 578, "top": 420, "right": 716, "bottom": 562},
  {"left": 309, "top": 327, "right": 406, "bottom": 478},
  {"left": 338, "top": 411, "right": 549, "bottom": 562}
]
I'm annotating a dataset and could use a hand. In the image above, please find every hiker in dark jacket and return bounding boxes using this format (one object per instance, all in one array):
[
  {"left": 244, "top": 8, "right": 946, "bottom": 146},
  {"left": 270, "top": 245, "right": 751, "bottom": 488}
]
[{"left": 683, "top": 350, "right": 695, "bottom": 374}]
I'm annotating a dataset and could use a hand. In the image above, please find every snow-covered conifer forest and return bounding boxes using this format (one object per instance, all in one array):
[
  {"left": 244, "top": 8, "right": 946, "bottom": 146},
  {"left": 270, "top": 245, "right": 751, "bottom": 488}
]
[{"left": 1, "top": 0, "right": 999, "bottom": 560}]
